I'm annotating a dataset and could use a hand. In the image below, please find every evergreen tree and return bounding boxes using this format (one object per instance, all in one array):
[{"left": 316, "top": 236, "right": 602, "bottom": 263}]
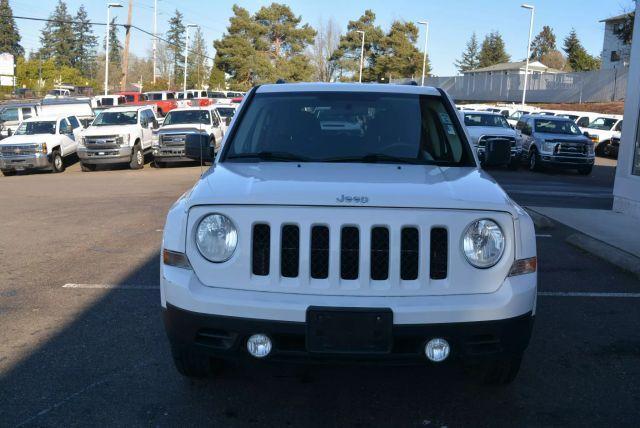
[
  {"left": 455, "top": 32, "right": 480, "bottom": 73},
  {"left": 208, "top": 66, "right": 225, "bottom": 89},
  {"left": 72, "top": 5, "right": 97, "bottom": 76},
  {"left": 332, "top": 10, "right": 386, "bottom": 81},
  {"left": 187, "top": 27, "right": 209, "bottom": 88},
  {"left": 478, "top": 31, "right": 510, "bottom": 68},
  {"left": 530, "top": 25, "right": 556, "bottom": 61},
  {"left": 166, "top": 10, "right": 186, "bottom": 86},
  {"left": 39, "top": 0, "right": 74, "bottom": 66},
  {"left": 375, "top": 20, "right": 426, "bottom": 80},
  {"left": 0, "top": 0, "right": 23, "bottom": 58},
  {"left": 103, "top": 17, "right": 122, "bottom": 67},
  {"left": 563, "top": 29, "right": 600, "bottom": 71},
  {"left": 214, "top": 3, "right": 315, "bottom": 89}
]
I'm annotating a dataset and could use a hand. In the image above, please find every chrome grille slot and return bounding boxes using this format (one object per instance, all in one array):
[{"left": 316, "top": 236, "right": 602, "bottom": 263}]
[
  {"left": 84, "top": 135, "right": 118, "bottom": 149},
  {"left": 160, "top": 134, "right": 187, "bottom": 146},
  {"left": 0, "top": 145, "right": 37, "bottom": 156}
]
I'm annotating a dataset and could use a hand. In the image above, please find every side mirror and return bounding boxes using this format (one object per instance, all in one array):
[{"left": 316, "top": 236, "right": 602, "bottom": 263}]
[
  {"left": 7, "top": 128, "right": 12, "bottom": 136},
  {"left": 225, "top": 117, "right": 232, "bottom": 127},
  {"left": 583, "top": 131, "right": 590, "bottom": 137}
]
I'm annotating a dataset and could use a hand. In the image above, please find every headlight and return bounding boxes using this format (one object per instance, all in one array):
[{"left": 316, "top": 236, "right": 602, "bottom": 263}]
[
  {"left": 195, "top": 214, "right": 238, "bottom": 262},
  {"left": 462, "top": 219, "right": 505, "bottom": 268},
  {"left": 541, "top": 142, "right": 556, "bottom": 153},
  {"left": 152, "top": 132, "right": 159, "bottom": 146},
  {"left": 37, "top": 143, "right": 47, "bottom": 154},
  {"left": 116, "top": 134, "right": 130, "bottom": 146},
  {"left": 588, "top": 143, "right": 595, "bottom": 155},
  {"left": 79, "top": 136, "right": 86, "bottom": 147}
]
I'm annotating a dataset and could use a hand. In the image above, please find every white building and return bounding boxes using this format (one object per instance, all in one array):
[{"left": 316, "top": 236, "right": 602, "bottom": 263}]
[
  {"left": 613, "top": 6, "right": 640, "bottom": 218},
  {"left": 600, "top": 13, "right": 634, "bottom": 69},
  {"left": 463, "top": 61, "right": 562, "bottom": 76}
]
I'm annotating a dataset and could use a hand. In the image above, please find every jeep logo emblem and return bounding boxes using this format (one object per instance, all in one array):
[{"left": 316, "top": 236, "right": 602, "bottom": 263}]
[{"left": 336, "top": 195, "right": 369, "bottom": 204}]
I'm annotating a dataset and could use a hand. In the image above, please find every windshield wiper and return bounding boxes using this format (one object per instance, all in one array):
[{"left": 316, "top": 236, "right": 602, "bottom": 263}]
[
  {"left": 322, "top": 153, "right": 427, "bottom": 165},
  {"left": 226, "top": 151, "right": 310, "bottom": 162}
]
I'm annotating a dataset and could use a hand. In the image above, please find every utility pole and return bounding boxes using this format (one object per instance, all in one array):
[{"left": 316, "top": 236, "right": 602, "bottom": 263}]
[
  {"left": 418, "top": 21, "right": 429, "bottom": 86},
  {"left": 121, "top": 0, "right": 134, "bottom": 91},
  {"left": 153, "top": 0, "right": 158, "bottom": 84},
  {"left": 356, "top": 30, "right": 365, "bottom": 83},
  {"left": 105, "top": 3, "right": 123, "bottom": 95},
  {"left": 521, "top": 4, "right": 535, "bottom": 107}
]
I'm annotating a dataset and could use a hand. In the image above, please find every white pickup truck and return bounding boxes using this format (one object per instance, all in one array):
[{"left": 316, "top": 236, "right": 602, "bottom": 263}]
[
  {"left": 579, "top": 115, "right": 623, "bottom": 156},
  {"left": 151, "top": 106, "right": 224, "bottom": 167},
  {"left": 0, "top": 115, "right": 83, "bottom": 176},
  {"left": 78, "top": 106, "right": 158, "bottom": 171}
]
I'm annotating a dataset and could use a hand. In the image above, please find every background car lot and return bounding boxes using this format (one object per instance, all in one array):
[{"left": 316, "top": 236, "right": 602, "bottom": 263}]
[{"left": 0, "top": 158, "right": 638, "bottom": 426}]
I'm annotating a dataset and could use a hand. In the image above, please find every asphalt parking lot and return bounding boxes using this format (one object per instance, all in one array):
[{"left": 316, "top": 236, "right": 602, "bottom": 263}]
[{"left": 1, "top": 157, "right": 639, "bottom": 427}]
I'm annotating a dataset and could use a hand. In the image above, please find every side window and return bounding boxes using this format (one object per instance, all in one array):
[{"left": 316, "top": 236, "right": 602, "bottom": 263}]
[
  {"left": 1, "top": 108, "right": 19, "bottom": 121},
  {"left": 211, "top": 111, "right": 219, "bottom": 127},
  {"left": 140, "top": 111, "right": 149, "bottom": 127},
  {"left": 615, "top": 120, "right": 623, "bottom": 132},
  {"left": 166, "top": 93, "right": 174, "bottom": 100},
  {"left": 577, "top": 117, "right": 590, "bottom": 127},
  {"left": 59, "top": 119, "right": 71, "bottom": 134},
  {"left": 21, "top": 107, "right": 33, "bottom": 120},
  {"left": 68, "top": 116, "right": 80, "bottom": 129}
]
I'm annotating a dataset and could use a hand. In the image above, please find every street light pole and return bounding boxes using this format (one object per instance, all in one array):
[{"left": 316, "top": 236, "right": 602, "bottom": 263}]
[
  {"left": 183, "top": 24, "right": 197, "bottom": 97},
  {"left": 153, "top": 0, "right": 157, "bottom": 84},
  {"left": 418, "top": 21, "right": 429, "bottom": 86},
  {"left": 356, "top": 30, "right": 365, "bottom": 83},
  {"left": 104, "top": 3, "right": 123, "bottom": 96},
  {"left": 521, "top": 4, "right": 535, "bottom": 107}
]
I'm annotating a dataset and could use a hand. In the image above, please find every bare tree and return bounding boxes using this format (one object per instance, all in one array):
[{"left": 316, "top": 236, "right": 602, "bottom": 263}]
[{"left": 309, "top": 18, "right": 341, "bottom": 82}]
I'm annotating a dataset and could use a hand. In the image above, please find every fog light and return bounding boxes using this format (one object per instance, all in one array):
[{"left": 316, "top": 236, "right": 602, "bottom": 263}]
[
  {"left": 246, "top": 334, "right": 272, "bottom": 358},
  {"left": 425, "top": 338, "right": 450, "bottom": 362}
]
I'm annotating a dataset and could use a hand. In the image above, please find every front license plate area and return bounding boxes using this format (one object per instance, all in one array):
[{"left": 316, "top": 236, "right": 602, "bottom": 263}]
[{"left": 306, "top": 307, "right": 393, "bottom": 354}]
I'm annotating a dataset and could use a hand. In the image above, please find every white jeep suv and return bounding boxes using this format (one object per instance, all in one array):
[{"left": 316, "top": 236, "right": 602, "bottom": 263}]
[{"left": 161, "top": 83, "right": 538, "bottom": 384}]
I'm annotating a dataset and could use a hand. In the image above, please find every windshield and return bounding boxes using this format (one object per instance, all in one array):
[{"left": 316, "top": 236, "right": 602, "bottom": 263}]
[
  {"left": 508, "top": 111, "right": 522, "bottom": 120},
  {"left": 0, "top": 108, "right": 18, "bottom": 122},
  {"left": 534, "top": 119, "right": 582, "bottom": 135},
  {"left": 223, "top": 92, "right": 474, "bottom": 166},
  {"left": 15, "top": 121, "right": 57, "bottom": 135},
  {"left": 208, "top": 92, "right": 227, "bottom": 98},
  {"left": 587, "top": 117, "right": 617, "bottom": 130},
  {"left": 215, "top": 107, "right": 236, "bottom": 118},
  {"left": 464, "top": 114, "right": 510, "bottom": 128},
  {"left": 163, "top": 110, "right": 210, "bottom": 125},
  {"left": 92, "top": 111, "right": 138, "bottom": 126}
]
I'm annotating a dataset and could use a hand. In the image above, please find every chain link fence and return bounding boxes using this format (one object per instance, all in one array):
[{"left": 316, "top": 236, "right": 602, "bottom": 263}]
[{"left": 394, "top": 67, "right": 628, "bottom": 103}]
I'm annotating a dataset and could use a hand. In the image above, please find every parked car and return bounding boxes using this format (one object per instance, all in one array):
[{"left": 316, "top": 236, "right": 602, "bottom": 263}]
[
  {"left": 144, "top": 91, "right": 179, "bottom": 116},
  {"left": 78, "top": 106, "right": 158, "bottom": 171},
  {"left": 92, "top": 95, "right": 127, "bottom": 109},
  {"left": 0, "top": 102, "right": 39, "bottom": 138},
  {"left": 151, "top": 107, "right": 224, "bottom": 167},
  {"left": 506, "top": 107, "right": 540, "bottom": 127},
  {"left": 208, "top": 91, "right": 233, "bottom": 105},
  {"left": 161, "top": 82, "right": 538, "bottom": 385},
  {"left": 517, "top": 115, "right": 595, "bottom": 175},
  {"left": 211, "top": 104, "right": 237, "bottom": 133},
  {"left": 463, "top": 111, "right": 522, "bottom": 169},
  {"left": 177, "top": 90, "right": 211, "bottom": 108},
  {"left": 0, "top": 115, "right": 83, "bottom": 176},
  {"left": 579, "top": 115, "right": 623, "bottom": 156},
  {"left": 40, "top": 98, "right": 95, "bottom": 128}
]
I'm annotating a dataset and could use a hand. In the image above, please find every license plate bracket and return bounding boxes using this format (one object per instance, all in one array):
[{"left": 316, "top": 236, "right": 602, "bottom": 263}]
[{"left": 306, "top": 307, "right": 393, "bottom": 354}]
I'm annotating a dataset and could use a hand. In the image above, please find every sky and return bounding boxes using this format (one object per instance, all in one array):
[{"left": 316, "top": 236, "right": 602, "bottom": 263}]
[{"left": 9, "top": 0, "right": 635, "bottom": 76}]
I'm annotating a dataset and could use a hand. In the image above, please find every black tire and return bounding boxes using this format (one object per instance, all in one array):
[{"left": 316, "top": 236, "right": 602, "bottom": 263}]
[
  {"left": 129, "top": 144, "right": 144, "bottom": 170},
  {"left": 153, "top": 159, "right": 166, "bottom": 168},
  {"left": 51, "top": 149, "right": 65, "bottom": 173},
  {"left": 1, "top": 169, "right": 16, "bottom": 176},
  {"left": 595, "top": 142, "right": 607, "bottom": 157},
  {"left": 528, "top": 149, "right": 542, "bottom": 172},
  {"left": 170, "top": 346, "right": 220, "bottom": 379},
  {"left": 578, "top": 165, "right": 593, "bottom": 175},
  {"left": 80, "top": 162, "right": 97, "bottom": 172},
  {"left": 472, "top": 354, "right": 523, "bottom": 385}
]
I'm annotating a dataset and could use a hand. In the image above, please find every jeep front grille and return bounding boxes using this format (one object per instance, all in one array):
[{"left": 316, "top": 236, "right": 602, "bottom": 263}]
[{"left": 249, "top": 224, "right": 448, "bottom": 282}]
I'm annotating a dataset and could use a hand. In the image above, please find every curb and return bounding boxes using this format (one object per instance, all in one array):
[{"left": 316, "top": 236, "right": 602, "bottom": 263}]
[{"left": 565, "top": 233, "right": 640, "bottom": 279}]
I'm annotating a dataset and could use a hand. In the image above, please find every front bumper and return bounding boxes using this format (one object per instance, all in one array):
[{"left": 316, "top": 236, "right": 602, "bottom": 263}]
[
  {"left": 152, "top": 145, "right": 191, "bottom": 162},
  {"left": 164, "top": 304, "right": 534, "bottom": 363},
  {"left": 477, "top": 148, "right": 522, "bottom": 163},
  {"left": 0, "top": 153, "right": 51, "bottom": 171},
  {"left": 161, "top": 264, "right": 537, "bottom": 362},
  {"left": 77, "top": 146, "right": 132, "bottom": 164},
  {"left": 539, "top": 154, "right": 594, "bottom": 167}
]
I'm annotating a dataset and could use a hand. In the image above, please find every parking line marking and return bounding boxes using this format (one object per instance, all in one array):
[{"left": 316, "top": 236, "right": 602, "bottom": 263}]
[
  {"left": 62, "top": 283, "right": 158, "bottom": 290},
  {"left": 538, "top": 291, "right": 640, "bottom": 298}
]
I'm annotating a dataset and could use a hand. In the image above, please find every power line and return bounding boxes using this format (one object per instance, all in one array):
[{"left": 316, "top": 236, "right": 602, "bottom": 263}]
[{"left": 1, "top": 13, "right": 215, "bottom": 62}]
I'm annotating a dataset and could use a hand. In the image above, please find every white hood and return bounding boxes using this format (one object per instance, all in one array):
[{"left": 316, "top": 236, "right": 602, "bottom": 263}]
[
  {"left": 83, "top": 124, "right": 138, "bottom": 136},
  {"left": 185, "top": 162, "right": 518, "bottom": 215},
  {"left": 0, "top": 133, "right": 57, "bottom": 146}
]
